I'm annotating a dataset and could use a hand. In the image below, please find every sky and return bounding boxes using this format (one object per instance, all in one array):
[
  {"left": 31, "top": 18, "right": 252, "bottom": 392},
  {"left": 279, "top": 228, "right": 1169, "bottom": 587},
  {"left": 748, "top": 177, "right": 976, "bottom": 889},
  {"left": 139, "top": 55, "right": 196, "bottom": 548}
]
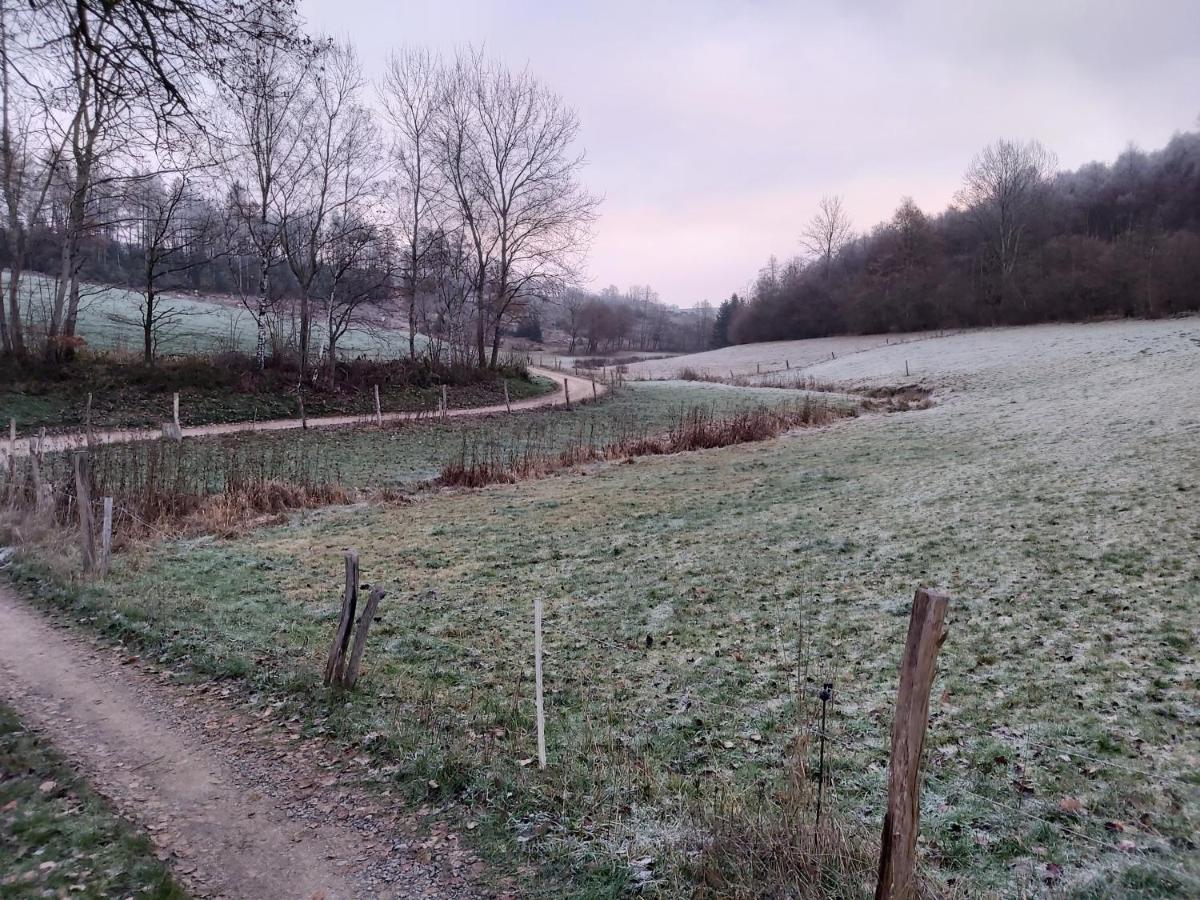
[{"left": 301, "top": 0, "right": 1200, "bottom": 308}]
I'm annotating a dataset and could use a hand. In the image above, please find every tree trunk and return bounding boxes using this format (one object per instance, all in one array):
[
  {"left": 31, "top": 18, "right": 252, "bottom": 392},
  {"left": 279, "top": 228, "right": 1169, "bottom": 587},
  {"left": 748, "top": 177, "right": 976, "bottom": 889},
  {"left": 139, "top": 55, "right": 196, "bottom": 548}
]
[
  {"left": 0, "top": 275, "right": 8, "bottom": 356},
  {"left": 298, "top": 289, "right": 311, "bottom": 384},
  {"left": 255, "top": 252, "right": 269, "bottom": 369},
  {"left": 143, "top": 287, "right": 155, "bottom": 365},
  {"left": 474, "top": 283, "right": 487, "bottom": 368},
  {"left": 7, "top": 257, "right": 26, "bottom": 359}
]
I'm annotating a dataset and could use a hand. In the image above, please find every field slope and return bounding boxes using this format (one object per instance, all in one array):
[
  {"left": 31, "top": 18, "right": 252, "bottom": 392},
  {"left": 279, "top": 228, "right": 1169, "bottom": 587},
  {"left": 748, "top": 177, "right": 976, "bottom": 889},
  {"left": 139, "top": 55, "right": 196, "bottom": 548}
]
[{"left": 7, "top": 315, "right": 1199, "bottom": 897}]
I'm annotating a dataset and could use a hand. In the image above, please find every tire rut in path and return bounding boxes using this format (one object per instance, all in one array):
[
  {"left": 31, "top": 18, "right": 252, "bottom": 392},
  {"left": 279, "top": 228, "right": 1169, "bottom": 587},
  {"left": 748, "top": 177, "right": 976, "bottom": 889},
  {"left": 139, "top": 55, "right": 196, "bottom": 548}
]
[{"left": 0, "top": 584, "right": 496, "bottom": 899}]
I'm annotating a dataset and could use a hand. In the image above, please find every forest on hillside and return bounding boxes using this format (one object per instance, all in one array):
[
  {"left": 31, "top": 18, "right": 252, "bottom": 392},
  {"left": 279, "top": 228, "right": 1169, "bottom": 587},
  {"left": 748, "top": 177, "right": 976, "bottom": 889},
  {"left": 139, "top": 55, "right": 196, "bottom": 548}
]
[{"left": 716, "top": 131, "right": 1200, "bottom": 345}]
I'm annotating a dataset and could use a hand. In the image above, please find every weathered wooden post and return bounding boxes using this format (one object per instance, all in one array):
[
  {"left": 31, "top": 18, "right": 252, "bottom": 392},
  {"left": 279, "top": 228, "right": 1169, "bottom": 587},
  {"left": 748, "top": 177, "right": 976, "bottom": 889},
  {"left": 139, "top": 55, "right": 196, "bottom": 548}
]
[
  {"left": 534, "top": 598, "right": 547, "bottom": 770},
  {"left": 99, "top": 497, "right": 113, "bottom": 577},
  {"left": 298, "top": 388, "right": 308, "bottom": 431},
  {"left": 324, "top": 551, "right": 360, "bottom": 686},
  {"left": 373, "top": 384, "right": 382, "bottom": 425},
  {"left": 563, "top": 378, "right": 571, "bottom": 410},
  {"left": 173, "top": 392, "right": 181, "bottom": 430},
  {"left": 504, "top": 380, "right": 512, "bottom": 413},
  {"left": 441, "top": 384, "right": 449, "bottom": 422},
  {"left": 592, "top": 380, "right": 598, "bottom": 401},
  {"left": 905, "top": 360, "right": 910, "bottom": 377},
  {"left": 6, "top": 419, "right": 14, "bottom": 475},
  {"left": 85, "top": 392, "right": 94, "bottom": 446},
  {"left": 874, "top": 587, "right": 950, "bottom": 900},
  {"left": 73, "top": 453, "right": 96, "bottom": 574},
  {"left": 343, "top": 585, "right": 386, "bottom": 689}
]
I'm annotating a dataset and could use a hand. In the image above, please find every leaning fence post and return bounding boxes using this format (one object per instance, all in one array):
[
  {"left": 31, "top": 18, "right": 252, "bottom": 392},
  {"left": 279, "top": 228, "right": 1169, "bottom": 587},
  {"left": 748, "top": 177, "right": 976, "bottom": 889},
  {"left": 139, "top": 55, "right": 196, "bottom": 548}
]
[
  {"left": 324, "top": 550, "right": 359, "bottom": 686},
  {"left": 99, "top": 497, "right": 113, "bottom": 577},
  {"left": 73, "top": 452, "right": 96, "bottom": 574},
  {"left": 534, "top": 598, "right": 547, "bottom": 770},
  {"left": 343, "top": 585, "right": 386, "bottom": 689},
  {"left": 592, "top": 380, "right": 598, "bottom": 401},
  {"left": 874, "top": 587, "right": 950, "bottom": 900},
  {"left": 373, "top": 384, "right": 382, "bottom": 425}
]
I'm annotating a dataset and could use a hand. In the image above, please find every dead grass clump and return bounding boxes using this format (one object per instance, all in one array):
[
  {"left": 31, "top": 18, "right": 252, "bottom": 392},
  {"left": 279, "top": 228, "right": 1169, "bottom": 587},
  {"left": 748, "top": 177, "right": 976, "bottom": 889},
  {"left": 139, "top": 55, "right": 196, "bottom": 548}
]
[
  {"left": 436, "top": 399, "right": 858, "bottom": 489},
  {"left": 860, "top": 385, "right": 934, "bottom": 412},
  {"left": 185, "top": 479, "right": 350, "bottom": 537},
  {"left": 689, "top": 737, "right": 888, "bottom": 900}
]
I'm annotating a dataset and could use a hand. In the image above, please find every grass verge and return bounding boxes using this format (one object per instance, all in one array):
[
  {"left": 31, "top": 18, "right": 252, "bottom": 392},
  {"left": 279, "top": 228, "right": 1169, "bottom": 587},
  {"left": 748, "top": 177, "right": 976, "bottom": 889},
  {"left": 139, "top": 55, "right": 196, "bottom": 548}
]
[{"left": 0, "top": 703, "right": 187, "bottom": 898}]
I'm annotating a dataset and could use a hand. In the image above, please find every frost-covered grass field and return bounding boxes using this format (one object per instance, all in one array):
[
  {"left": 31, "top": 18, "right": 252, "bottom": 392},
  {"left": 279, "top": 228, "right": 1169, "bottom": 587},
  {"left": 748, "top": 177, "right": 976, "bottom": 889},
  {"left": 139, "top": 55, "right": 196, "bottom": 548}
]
[
  {"left": 7, "top": 273, "right": 412, "bottom": 358},
  {"left": 12, "top": 316, "right": 1200, "bottom": 897},
  {"left": 617, "top": 329, "right": 947, "bottom": 380}
]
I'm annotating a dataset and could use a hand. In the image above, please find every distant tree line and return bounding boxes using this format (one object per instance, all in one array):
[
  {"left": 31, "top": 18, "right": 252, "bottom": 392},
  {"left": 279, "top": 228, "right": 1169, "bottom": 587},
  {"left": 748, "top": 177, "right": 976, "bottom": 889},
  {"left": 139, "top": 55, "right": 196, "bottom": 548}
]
[
  {"left": 725, "top": 132, "right": 1200, "bottom": 344},
  {"left": 0, "top": 2, "right": 601, "bottom": 375},
  {"left": 549, "top": 284, "right": 712, "bottom": 355}
]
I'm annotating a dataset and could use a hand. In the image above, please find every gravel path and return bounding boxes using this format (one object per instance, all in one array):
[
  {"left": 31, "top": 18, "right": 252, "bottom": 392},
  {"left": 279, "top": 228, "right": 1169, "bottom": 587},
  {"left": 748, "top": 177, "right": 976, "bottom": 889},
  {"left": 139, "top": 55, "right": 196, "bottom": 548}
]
[
  {"left": 0, "top": 585, "right": 511, "bottom": 899},
  {"left": 3, "top": 367, "right": 603, "bottom": 459}
]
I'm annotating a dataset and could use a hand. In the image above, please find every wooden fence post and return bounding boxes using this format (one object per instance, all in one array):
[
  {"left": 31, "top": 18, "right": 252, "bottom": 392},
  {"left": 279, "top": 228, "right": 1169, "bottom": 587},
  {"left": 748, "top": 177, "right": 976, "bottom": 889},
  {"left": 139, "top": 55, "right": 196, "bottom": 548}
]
[
  {"left": 6, "top": 419, "right": 13, "bottom": 475},
  {"left": 73, "top": 453, "right": 96, "bottom": 574},
  {"left": 99, "top": 497, "right": 113, "bottom": 577},
  {"left": 504, "top": 380, "right": 512, "bottom": 413},
  {"left": 343, "top": 585, "right": 386, "bottom": 689},
  {"left": 563, "top": 378, "right": 571, "bottom": 410},
  {"left": 592, "top": 380, "right": 598, "bottom": 401},
  {"left": 874, "top": 587, "right": 950, "bottom": 900},
  {"left": 534, "top": 598, "right": 547, "bottom": 770},
  {"left": 373, "top": 384, "right": 382, "bottom": 425},
  {"left": 324, "top": 551, "right": 359, "bottom": 686},
  {"left": 173, "top": 393, "right": 181, "bottom": 429},
  {"left": 441, "top": 384, "right": 448, "bottom": 422},
  {"left": 85, "top": 392, "right": 94, "bottom": 446}
]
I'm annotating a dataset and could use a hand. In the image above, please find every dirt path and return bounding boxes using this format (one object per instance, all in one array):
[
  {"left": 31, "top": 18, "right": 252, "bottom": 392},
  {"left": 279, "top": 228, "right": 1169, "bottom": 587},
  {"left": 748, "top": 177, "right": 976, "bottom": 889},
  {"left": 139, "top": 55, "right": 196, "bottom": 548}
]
[
  {"left": 3, "top": 367, "right": 604, "bottom": 458},
  {"left": 0, "top": 584, "right": 505, "bottom": 899}
]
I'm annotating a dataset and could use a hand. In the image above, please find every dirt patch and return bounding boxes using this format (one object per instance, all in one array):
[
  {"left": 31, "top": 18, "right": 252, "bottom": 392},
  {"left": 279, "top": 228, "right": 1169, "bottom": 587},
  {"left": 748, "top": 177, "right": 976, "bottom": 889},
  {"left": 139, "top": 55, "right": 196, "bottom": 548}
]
[{"left": 0, "top": 584, "right": 500, "bottom": 899}]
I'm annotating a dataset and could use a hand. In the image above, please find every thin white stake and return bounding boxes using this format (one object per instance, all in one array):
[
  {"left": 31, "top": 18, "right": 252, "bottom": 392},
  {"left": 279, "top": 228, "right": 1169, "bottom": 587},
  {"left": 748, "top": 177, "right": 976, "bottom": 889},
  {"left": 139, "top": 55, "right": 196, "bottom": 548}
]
[
  {"left": 173, "top": 392, "right": 180, "bottom": 428},
  {"left": 100, "top": 497, "right": 113, "bottom": 578},
  {"left": 373, "top": 384, "right": 382, "bottom": 425},
  {"left": 534, "top": 598, "right": 546, "bottom": 770}
]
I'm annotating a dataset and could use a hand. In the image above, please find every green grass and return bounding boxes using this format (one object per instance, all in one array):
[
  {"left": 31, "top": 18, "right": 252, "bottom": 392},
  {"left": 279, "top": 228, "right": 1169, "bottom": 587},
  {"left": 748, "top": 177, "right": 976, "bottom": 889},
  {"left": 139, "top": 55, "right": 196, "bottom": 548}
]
[
  {"left": 23, "top": 381, "right": 829, "bottom": 497},
  {"left": 0, "top": 360, "right": 552, "bottom": 435},
  {"left": 7, "top": 321, "right": 1200, "bottom": 897},
  {"left": 0, "top": 704, "right": 187, "bottom": 899}
]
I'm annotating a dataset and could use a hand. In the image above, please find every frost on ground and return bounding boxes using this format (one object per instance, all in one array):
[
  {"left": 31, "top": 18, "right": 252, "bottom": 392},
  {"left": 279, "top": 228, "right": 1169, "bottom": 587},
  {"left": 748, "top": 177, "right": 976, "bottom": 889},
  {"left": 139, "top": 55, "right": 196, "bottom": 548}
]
[
  {"left": 616, "top": 329, "right": 947, "bottom": 379},
  {"left": 25, "top": 316, "right": 1200, "bottom": 897}
]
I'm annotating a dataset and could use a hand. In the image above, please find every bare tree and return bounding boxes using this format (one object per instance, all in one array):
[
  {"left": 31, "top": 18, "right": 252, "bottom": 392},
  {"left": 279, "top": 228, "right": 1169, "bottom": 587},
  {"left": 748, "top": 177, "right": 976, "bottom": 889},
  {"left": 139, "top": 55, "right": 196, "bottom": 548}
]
[
  {"left": 956, "top": 138, "right": 1057, "bottom": 304},
  {"left": 434, "top": 49, "right": 598, "bottom": 369},
  {"left": 224, "top": 28, "right": 308, "bottom": 368},
  {"left": 0, "top": 1, "right": 68, "bottom": 358},
  {"left": 799, "top": 194, "right": 853, "bottom": 276},
  {"left": 121, "top": 173, "right": 225, "bottom": 363},
  {"left": 378, "top": 46, "right": 442, "bottom": 361},
  {"left": 277, "top": 39, "right": 377, "bottom": 384},
  {"left": 557, "top": 287, "right": 587, "bottom": 353}
]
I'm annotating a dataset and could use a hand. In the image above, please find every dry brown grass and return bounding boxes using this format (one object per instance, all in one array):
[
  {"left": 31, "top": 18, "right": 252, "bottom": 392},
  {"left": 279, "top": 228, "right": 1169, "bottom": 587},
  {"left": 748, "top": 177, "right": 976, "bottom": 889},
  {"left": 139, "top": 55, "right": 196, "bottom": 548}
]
[{"left": 437, "top": 399, "right": 857, "bottom": 488}]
